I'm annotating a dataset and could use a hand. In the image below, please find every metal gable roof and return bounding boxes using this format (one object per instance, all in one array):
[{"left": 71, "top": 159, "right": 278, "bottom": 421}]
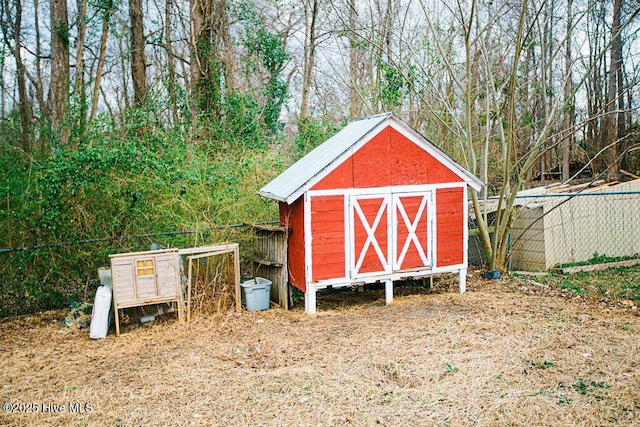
[{"left": 259, "top": 113, "right": 484, "bottom": 204}]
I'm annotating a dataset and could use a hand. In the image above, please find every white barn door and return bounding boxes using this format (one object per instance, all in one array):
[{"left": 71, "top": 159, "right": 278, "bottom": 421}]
[
  {"left": 392, "top": 192, "right": 433, "bottom": 272},
  {"left": 348, "top": 194, "right": 392, "bottom": 278},
  {"left": 348, "top": 191, "right": 433, "bottom": 279}
]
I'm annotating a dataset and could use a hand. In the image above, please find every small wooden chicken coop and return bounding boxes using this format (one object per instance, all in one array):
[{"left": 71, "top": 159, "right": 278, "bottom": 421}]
[
  {"left": 109, "top": 243, "right": 241, "bottom": 335},
  {"left": 110, "top": 248, "right": 184, "bottom": 335}
]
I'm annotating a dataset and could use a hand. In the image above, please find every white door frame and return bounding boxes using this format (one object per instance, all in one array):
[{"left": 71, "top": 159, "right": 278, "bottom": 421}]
[
  {"left": 348, "top": 190, "right": 434, "bottom": 279},
  {"left": 391, "top": 191, "right": 434, "bottom": 272},
  {"left": 348, "top": 193, "right": 392, "bottom": 279}
]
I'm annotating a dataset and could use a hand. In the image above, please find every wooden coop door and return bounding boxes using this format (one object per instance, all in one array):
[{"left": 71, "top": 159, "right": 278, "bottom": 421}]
[
  {"left": 134, "top": 258, "right": 157, "bottom": 299},
  {"left": 348, "top": 191, "right": 433, "bottom": 279},
  {"left": 392, "top": 192, "right": 433, "bottom": 272},
  {"left": 349, "top": 194, "right": 392, "bottom": 278}
]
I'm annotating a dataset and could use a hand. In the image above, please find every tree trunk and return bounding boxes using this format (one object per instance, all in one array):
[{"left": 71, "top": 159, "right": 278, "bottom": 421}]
[
  {"left": 586, "top": 2, "right": 605, "bottom": 171},
  {"left": 90, "top": 3, "right": 112, "bottom": 121},
  {"left": 0, "top": 44, "right": 4, "bottom": 120},
  {"left": 190, "top": 0, "right": 226, "bottom": 119},
  {"left": 348, "top": 0, "right": 360, "bottom": 120},
  {"left": 299, "top": 0, "right": 318, "bottom": 124},
  {"left": 33, "top": 0, "right": 47, "bottom": 123},
  {"left": 130, "top": 0, "right": 147, "bottom": 107},
  {"left": 14, "top": 0, "right": 30, "bottom": 151},
  {"left": 74, "top": 0, "right": 88, "bottom": 131},
  {"left": 616, "top": 38, "right": 625, "bottom": 162},
  {"left": 562, "top": 0, "right": 573, "bottom": 182},
  {"left": 50, "top": 0, "right": 70, "bottom": 143},
  {"left": 605, "top": 0, "right": 622, "bottom": 180},
  {"left": 118, "top": 31, "right": 130, "bottom": 113},
  {"left": 189, "top": 0, "right": 204, "bottom": 120},
  {"left": 0, "top": 0, "right": 31, "bottom": 150},
  {"left": 165, "top": 0, "right": 179, "bottom": 125}
]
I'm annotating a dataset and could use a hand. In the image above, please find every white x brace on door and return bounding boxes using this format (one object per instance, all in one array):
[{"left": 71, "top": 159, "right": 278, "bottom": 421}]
[
  {"left": 392, "top": 192, "right": 433, "bottom": 271},
  {"left": 349, "top": 191, "right": 433, "bottom": 279},
  {"left": 349, "top": 194, "right": 392, "bottom": 278}
]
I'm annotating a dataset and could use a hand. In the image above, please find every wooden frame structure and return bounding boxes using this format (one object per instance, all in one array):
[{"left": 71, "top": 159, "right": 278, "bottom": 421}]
[
  {"left": 179, "top": 243, "right": 241, "bottom": 321},
  {"left": 249, "top": 224, "right": 289, "bottom": 309},
  {"left": 110, "top": 248, "right": 183, "bottom": 336},
  {"left": 109, "top": 243, "right": 241, "bottom": 336}
]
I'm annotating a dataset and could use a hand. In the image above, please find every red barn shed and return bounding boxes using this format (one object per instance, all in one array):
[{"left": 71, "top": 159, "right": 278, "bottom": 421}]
[{"left": 259, "top": 113, "right": 483, "bottom": 313}]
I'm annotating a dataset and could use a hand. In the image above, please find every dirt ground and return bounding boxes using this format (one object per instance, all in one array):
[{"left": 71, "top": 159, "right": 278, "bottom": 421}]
[{"left": 1, "top": 273, "right": 639, "bottom": 426}]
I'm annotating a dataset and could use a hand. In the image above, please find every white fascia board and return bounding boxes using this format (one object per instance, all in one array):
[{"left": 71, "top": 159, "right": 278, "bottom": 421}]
[
  {"left": 306, "top": 182, "right": 467, "bottom": 199},
  {"left": 257, "top": 190, "right": 286, "bottom": 202}
]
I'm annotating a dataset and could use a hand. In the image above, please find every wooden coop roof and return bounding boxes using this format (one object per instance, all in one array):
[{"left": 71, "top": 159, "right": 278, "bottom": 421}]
[{"left": 259, "top": 112, "right": 483, "bottom": 205}]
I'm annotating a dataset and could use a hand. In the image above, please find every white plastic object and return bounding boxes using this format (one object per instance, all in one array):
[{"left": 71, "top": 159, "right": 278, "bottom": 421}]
[{"left": 90, "top": 286, "right": 112, "bottom": 339}]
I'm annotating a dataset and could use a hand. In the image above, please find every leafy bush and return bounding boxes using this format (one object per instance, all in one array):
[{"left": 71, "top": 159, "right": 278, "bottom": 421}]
[{"left": 0, "top": 107, "right": 286, "bottom": 317}]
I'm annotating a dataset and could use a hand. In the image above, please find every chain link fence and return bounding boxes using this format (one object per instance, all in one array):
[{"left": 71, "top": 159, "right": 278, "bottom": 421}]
[
  {"left": 469, "top": 188, "right": 640, "bottom": 271},
  {"left": 0, "top": 224, "right": 267, "bottom": 317}
]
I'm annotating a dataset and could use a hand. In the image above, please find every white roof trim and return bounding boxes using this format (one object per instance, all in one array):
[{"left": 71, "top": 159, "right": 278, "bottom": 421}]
[{"left": 259, "top": 113, "right": 484, "bottom": 204}]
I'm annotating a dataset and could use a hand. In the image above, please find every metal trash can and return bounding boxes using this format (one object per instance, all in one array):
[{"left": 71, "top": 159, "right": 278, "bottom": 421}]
[{"left": 241, "top": 277, "right": 272, "bottom": 311}]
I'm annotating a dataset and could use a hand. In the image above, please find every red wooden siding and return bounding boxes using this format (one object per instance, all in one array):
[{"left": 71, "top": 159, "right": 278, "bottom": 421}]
[
  {"left": 390, "top": 128, "right": 461, "bottom": 185},
  {"left": 312, "top": 157, "right": 353, "bottom": 190},
  {"left": 279, "top": 200, "right": 306, "bottom": 291},
  {"left": 353, "top": 129, "right": 392, "bottom": 187},
  {"left": 310, "top": 195, "right": 345, "bottom": 281},
  {"left": 436, "top": 188, "right": 464, "bottom": 266},
  {"left": 312, "top": 126, "right": 464, "bottom": 191},
  {"left": 394, "top": 194, "right": 429, "bottom": 270}
]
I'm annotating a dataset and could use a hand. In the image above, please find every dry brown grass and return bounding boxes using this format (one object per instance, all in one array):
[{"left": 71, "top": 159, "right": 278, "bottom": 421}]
[{"left": 1, "top": 274, "right": 639, "bottom": 426}]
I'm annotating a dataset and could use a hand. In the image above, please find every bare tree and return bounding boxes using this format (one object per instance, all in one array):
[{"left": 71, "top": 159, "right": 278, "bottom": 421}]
[
  {"left": 299, "top": 0, "right": 319, "bottom": 123},
  {"left": 118, "top": 26, "right": 131, "bottom": 112},
  {"left": 347, "top": 0, "right": 360, "bottom": 119},
  {"left": 130, "top": 0, "right": 148, "bottom": 107},
  {"left": 74, "top": 0, "right": 88, "bottom": 130},
  {"left": 605, "top": 0, "right": 623, "bottom": 179},
  {"left": 562, "top": 0, "right": 573, "bottom": 181},
  {"left": 33, "top": 0, "right": 47, "bottom": 121},
  {"left": 165, "top": 0, "right": 179, "bottom": 125},
  {"left": 90, "top": 0, "right": 114, "bottom": 121},
  {"left": 411, "top": 0, "right": 602, "bottom": 270},
  {"left": 1, "top": 0, "right": 31, "bottom": 150},
  {"left": 50, "top": 0, "right": 70, "bottom": 143},
  {"left": 585, "top": 1, "right": 606, "bottom": 154},
  {"left": 0, "top": 44, "right": 4, "bottom": 120}
]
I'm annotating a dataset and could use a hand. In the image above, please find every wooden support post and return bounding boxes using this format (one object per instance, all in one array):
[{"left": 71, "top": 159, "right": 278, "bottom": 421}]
[
  {"left": 177, "top": 300, "right": 184, "bottom": 323},
  {"left": 385, "top": 280, "right": 393, "bottom": 305},
  {"left": 186, "top": 257, "right": 193, "bottom": 322},
  {"left": 459, "top": 268, "right": 467, "bottom": 294},
  {"left": 114, "top": 308, "right": 121, "bottom": 336},
  {"left": 233, "top": 246, "right": 241, "bottom": 312},
  {"left": 305, "top": 287, "right": 317, "bottom": 314}
]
